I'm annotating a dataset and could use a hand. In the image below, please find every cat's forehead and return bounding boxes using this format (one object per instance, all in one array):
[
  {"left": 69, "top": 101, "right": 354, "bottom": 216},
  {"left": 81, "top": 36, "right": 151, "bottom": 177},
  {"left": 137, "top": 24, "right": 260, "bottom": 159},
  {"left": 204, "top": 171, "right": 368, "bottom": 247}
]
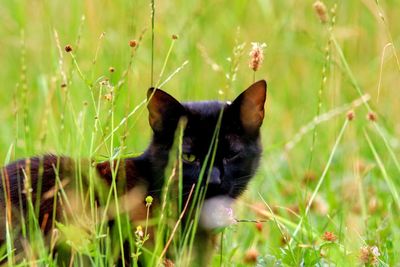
[
  {"left": 182, "top": 101, "right": 227, "bottom": 134},
  {"left": 182, "top": 101, "right": 228, "bottom": 116}
]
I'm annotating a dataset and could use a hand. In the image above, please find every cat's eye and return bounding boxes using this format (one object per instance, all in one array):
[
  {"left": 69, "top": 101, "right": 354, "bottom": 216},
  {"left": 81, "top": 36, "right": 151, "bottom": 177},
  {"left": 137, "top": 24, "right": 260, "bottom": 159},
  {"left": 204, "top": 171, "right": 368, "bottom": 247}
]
[{"left": 182, "top": 153, "right": 197, "bottom": 163}]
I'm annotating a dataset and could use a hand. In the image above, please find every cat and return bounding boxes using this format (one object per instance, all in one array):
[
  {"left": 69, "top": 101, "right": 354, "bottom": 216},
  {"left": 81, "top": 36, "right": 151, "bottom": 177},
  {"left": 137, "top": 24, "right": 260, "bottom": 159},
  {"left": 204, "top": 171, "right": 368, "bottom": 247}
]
[{"left": 0, "top": 79, "right": 267, "bottom": 265}]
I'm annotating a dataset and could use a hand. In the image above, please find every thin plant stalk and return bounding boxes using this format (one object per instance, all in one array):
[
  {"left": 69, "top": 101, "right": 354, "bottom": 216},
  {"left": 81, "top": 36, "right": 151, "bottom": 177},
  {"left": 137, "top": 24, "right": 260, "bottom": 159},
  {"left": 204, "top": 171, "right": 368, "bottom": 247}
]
[
  {"left": 290, "top": 119, "right": 349, "bottom": 245},
  {"left": 364, "top": 130, "right": 400, "bottom": 210},
  {"left": 150, "top": 0, "right": 155, "bottom": 86}
]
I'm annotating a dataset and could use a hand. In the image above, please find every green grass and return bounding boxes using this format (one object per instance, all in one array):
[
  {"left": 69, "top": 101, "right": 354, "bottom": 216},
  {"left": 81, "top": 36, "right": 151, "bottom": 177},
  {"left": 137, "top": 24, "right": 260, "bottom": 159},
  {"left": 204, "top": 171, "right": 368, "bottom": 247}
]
[{"left": 1, "top": 0, "right": 400, "bottom": 266}]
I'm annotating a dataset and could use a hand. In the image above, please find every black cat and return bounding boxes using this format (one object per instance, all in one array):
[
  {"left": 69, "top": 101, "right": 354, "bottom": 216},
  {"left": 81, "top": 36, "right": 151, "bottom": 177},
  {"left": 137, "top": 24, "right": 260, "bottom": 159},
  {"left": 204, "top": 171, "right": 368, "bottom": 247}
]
[{"left": 0, "top": 80, "right": 267, "bottom": 264}]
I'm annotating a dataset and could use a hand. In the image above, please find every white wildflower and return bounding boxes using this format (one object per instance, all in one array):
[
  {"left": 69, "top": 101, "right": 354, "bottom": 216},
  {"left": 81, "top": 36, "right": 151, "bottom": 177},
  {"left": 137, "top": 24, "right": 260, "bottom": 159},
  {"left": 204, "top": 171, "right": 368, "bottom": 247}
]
[{"left": 199, "top": 196, "right": 236, "bottom": 230}]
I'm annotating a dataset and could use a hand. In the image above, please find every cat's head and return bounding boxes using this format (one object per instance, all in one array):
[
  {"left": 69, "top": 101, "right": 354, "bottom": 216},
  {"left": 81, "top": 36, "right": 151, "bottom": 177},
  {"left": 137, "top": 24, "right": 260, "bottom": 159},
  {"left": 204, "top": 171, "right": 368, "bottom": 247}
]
[{"left": 147, "top": 80, "right": 267, "bottom": 199}]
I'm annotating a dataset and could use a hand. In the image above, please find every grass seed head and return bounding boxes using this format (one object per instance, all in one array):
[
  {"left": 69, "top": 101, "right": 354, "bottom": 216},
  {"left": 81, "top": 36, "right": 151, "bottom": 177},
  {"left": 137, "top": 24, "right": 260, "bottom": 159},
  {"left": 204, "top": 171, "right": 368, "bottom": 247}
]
[
  {"left": 129, "top": 39, "right": 137, "bottom": 48},
  {"left": 368, "top": 196, "right": 378, "bottom": 213},
  {"left": 100, "top": 79, "right": 109, "bottom": 86},
  {"left": 287, "top": 204, "right": 300, "bottom": 216},
  {"left": 249, "top": 42, "right": 267, "bottom": 71},
  {"left": 313, "top": 1, "right": 329, "bottom": 24},
  {"left": 244, "top": 248, "right": 259, "bottom": 263},
  {"left": 309, "top": 194, "right": 329, "bottom": 215},
  {"left": 346, "top": 110, "right": 355, "bottom": 121},
  {"left": 322, "top": 231, "right": 337, "bottom": 242},
  {"left": 255, "top": 221, "right": 263, "bottom": 232},
  {"left": 172, "top": 34, "right": 178, "bottom": 40},
  {"left": 280, "top": 232, "right": 291, "bottom": 245},
  {"left": 109, "top": 67, "right": 115, "bottom": 73},
  {"left": 367, "top": 111, "right": 377, "bottom": 121},
  {"left": 104, "top": 93, "right": 112, "bottom": 101},
  {"left": 355, "top": 159, "right": 367, "bottom": 174},
  {"left": 303, "top": 170, "right": 317, "bottom": 184},
  {"left": 360, "top": 245, "right": 380, "bottom": 265},
  {"left": 64, "top": 44, "right": 73, "bottom": 53},
  {"left": 163, "top": 259, "right": 175, "bottom": 267}
]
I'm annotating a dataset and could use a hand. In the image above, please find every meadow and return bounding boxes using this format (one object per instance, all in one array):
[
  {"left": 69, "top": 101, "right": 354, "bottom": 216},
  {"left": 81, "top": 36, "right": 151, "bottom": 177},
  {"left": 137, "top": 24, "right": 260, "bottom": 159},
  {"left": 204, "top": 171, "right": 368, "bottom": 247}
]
[{"left": 1, "top": 0, "right": 400, "bottom": 266}]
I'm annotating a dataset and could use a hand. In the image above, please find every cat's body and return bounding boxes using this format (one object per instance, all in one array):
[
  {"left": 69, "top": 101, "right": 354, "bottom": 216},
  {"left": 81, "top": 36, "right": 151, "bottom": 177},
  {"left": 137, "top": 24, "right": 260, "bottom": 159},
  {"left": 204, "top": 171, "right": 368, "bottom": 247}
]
[{"left": 0, "top": 80, "right": 267, "bottom": 265}]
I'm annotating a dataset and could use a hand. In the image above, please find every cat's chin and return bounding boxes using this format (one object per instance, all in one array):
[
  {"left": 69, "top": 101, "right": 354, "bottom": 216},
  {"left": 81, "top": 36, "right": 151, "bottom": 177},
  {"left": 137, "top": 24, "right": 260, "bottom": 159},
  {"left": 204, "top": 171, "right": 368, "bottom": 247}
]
[{"left": 198, "top": 196, "right": 236, "bottom": 230}]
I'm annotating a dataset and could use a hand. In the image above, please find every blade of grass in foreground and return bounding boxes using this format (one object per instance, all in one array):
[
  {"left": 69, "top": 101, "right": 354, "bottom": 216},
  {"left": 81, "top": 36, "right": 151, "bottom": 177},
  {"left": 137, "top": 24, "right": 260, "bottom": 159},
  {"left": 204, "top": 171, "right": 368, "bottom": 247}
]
[
  {"left": 150, "top": 0, "right": 155, "bottom": 86},
  {"left": 1, "top": 144, "right": 15, "bottom": 264},
  {"left": 284, "top": 94, "right": 370, "bottom": 152},
  {"left": 258, "top": 194, "right": 299, "bottom": 265},
  {"left": 290, "top": 118, "right": 349, "bottom": 245},
  {"left": 364, "top": 129, "right": 400, "bottom": 210},
  {"left": 245, "top": 201, "right": 318, "bottom": 239},
  {"left": 93, "top": 59, "right": 189, "bottom": 155},
  {"left": 332, "top": 34, "right": 400, "bottom": 176},
  {"left": 150, "top": 119, "right": 187, "bottom": 266},
  {"left": 372, "top": 123, "right": 400, "bottom": 175}
]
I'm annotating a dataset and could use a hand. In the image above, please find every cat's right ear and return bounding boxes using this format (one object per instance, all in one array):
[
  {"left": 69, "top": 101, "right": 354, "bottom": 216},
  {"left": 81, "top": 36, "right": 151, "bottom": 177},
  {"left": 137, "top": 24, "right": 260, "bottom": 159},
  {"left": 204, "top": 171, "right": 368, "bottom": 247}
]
[{"left": 147, "top": 88, "right": 185, "bottom": 133}]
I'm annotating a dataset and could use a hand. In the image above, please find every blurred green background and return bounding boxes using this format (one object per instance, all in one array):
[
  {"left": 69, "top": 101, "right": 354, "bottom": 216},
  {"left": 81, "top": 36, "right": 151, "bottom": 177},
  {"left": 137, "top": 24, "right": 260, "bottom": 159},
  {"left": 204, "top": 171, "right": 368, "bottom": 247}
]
[{"left": 1, "top": 0, "right": 400, "bottom": 265}]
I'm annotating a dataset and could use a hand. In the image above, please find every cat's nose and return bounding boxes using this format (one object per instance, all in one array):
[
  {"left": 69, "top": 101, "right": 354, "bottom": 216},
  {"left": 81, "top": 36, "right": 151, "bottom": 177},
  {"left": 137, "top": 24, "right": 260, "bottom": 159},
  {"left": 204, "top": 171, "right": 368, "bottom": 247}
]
[{"left": 208, "top": 167, "right": 221, "bottom": 185}]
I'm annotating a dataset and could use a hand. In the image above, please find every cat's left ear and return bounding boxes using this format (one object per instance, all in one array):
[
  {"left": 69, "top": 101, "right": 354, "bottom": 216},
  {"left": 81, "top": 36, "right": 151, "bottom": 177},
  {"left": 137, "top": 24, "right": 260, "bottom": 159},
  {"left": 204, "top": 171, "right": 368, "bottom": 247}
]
[
  {"left": 229, "top": 80, "right": 267, "bottom": 134},
  {"left": 147, "top": 88, "right": 185, "bottom": 134}
]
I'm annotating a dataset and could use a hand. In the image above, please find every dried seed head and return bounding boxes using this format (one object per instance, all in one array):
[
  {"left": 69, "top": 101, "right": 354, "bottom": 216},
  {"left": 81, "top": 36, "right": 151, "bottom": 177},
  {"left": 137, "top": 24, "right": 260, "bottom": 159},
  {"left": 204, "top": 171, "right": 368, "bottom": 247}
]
[
  {"left": 346, "top": 110, "right": 355, "bottom": 121},
  {"left": 249, "top": 42, "right": 267, "bottom": 71},
  {"left": 163, "top": 259, "right": 175, "bottom": 267},
  {"left": 244, "top": 248, "right": 259, "bottom": 263},
  {"left": 303, "top": 170, "right": 317, "bottom": 184},
  {"left": 355, "top": 159, "right": 367, "bottom": 174},
  {"left": 313, "top": 1, "right": 329, "bottom": 24},
  {"left": 104, "top": 93, "right": 112, "bottom": 101},
  {"left": 367, "top": 111, "right": 377, "bottom": 122},
  {"left": 287, "top": 204, "right": 300, "bottom": 215},
  {"left": 368, "top": 196, "right": 378, "bottom": 213},
  {"left": 280, "top": 232, "right": 291, "bottom": 245},
  {"left": 360, "top": 246, "right": 380, "bottom": 265},
  {"left": 322, "top": 231, "right": 337, "bottom": 242},
  {"left": 129, "top": 39, "right": 137, "bottom": 48},
  {"left": 309, "top": 194, "right": 329, "bottom": 215},
  {"left": 61, "top": 83, "right": 67, "bottom": 88},
  {"left": 172, "top": 34, "right": 179, "bottom": 40},
  {"left": 109, "top": 67, "right": 115, "bottom": 73},
  {"left": 255, "top": 222, "right": 263, "bottom": 232},
  {"left": 64, "top": 44, "right": 73, "bottom": 53}
]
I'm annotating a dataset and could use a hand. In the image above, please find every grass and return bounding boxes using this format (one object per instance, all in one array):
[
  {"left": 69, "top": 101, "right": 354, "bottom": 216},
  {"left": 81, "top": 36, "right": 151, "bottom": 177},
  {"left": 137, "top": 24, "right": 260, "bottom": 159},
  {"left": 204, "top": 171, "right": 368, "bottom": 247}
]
[{"left": 1, "top": 0, "right": 400, "bottom": 266}]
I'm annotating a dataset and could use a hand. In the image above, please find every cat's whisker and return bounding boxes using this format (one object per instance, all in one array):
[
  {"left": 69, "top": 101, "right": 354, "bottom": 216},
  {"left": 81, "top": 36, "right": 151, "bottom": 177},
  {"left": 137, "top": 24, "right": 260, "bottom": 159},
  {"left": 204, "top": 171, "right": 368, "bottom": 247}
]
[{"left": 232, "top": 175, "right": 253, "bottom": 182}]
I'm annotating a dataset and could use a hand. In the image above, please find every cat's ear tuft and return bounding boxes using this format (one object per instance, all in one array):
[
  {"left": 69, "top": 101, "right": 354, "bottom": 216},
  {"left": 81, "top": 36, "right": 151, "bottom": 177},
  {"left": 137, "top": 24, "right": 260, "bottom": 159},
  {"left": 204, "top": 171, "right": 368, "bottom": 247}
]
[
  {"left": 147, "top": 88, "right": 185, "bottom": 133},
  {"left": 231, "top": 80, "right": 267, "bottom": 134}
]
